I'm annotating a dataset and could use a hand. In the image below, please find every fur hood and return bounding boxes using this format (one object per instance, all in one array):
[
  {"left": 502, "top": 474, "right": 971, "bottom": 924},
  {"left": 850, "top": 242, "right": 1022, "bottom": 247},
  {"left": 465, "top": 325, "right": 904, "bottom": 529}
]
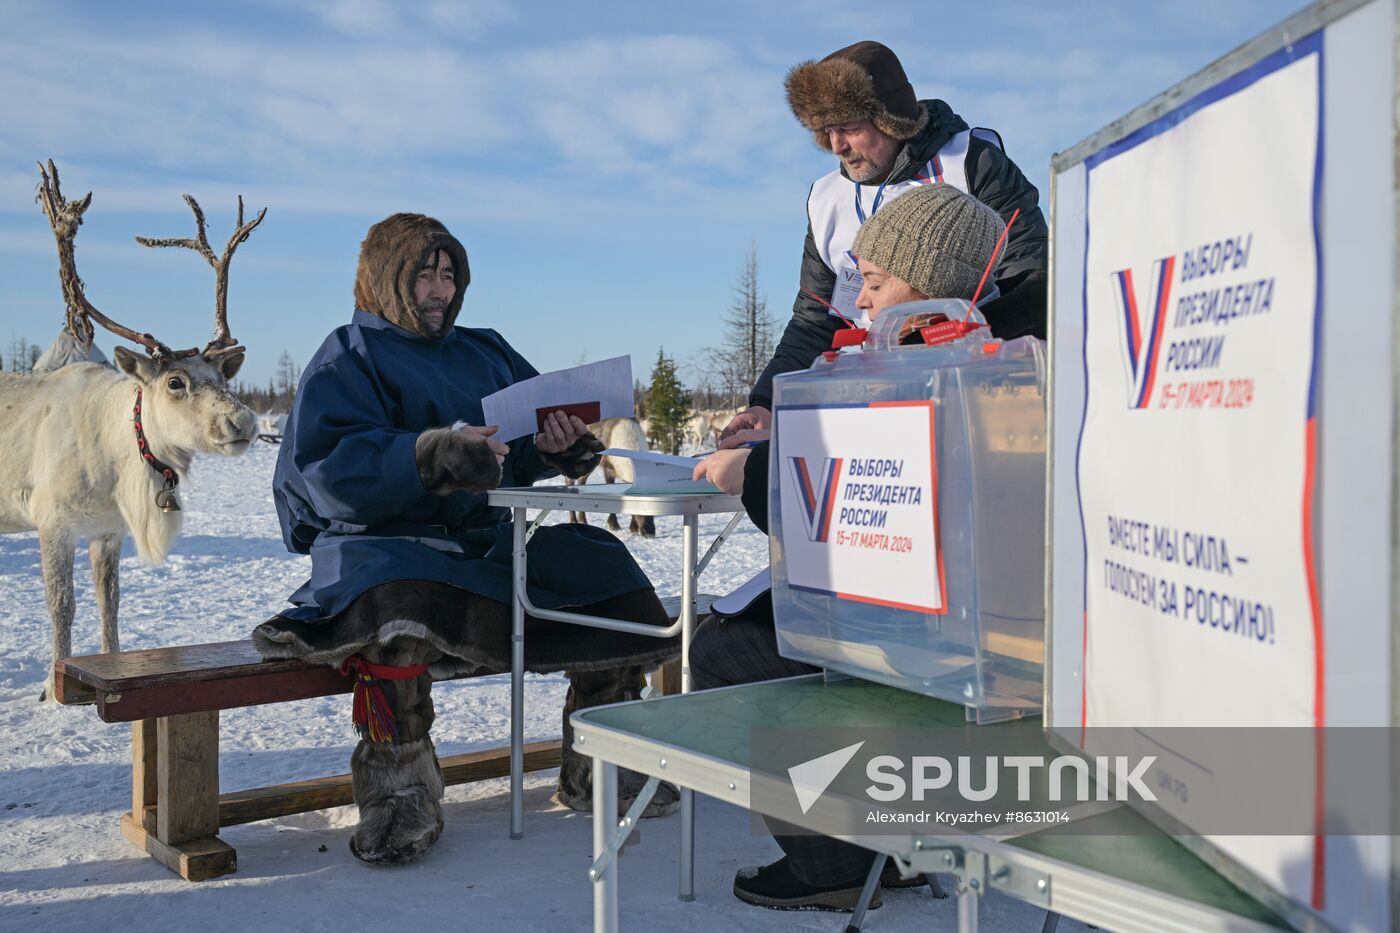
[
  {"left": 785, "top": 41, "right": 929, "bottom": 151},
  {"left": 353, "top": 213, "right": 471, "bottom": 339}
]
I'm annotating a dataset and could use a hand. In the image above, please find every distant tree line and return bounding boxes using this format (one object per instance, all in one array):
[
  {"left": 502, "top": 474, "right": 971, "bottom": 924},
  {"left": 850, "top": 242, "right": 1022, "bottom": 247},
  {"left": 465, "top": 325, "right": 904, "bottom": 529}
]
[
  {"left": 4, "top": 336, "right": 43, "bottom": 373},
  {"left": 232, "top": 350, "right": 301, "bottom": 413}
]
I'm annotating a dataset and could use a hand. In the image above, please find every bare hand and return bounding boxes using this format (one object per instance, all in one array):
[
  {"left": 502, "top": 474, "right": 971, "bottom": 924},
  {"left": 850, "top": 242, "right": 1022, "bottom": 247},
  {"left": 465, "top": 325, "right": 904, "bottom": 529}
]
[
  {"left": 535, "top": 411, "right": 590, "bottom": 454},
  {"left": 718, "top": 427, "right": 770, "bottom": 450},
  {"left": 456, "top": 423, "right": 510, "bottom": 465},
  {"left": 692, "top": 448, "right": 750, "bottom": 495},
  {"left": 719, "top": 405, "right": 771, "bottom": 440}
]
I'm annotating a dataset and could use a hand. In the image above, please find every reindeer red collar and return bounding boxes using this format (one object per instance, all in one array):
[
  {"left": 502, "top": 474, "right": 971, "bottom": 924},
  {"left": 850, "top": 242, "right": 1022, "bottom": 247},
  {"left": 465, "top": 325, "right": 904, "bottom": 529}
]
[{"left": 132, "top": 388, "right": 182, "bottom": 512}]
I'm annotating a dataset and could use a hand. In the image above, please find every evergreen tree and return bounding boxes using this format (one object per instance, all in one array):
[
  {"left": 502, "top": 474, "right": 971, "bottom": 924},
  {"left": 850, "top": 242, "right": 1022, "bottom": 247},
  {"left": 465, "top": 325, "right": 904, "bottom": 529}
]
[{"left": 644, "top": 349, "right": 692, "bottom": 455}]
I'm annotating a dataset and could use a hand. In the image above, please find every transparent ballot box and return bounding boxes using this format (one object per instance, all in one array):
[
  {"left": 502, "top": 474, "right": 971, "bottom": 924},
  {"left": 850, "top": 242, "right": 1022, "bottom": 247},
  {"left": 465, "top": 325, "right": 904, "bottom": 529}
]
[{"left": 769, "top": 301, "right": 1047, "bottom": 722}]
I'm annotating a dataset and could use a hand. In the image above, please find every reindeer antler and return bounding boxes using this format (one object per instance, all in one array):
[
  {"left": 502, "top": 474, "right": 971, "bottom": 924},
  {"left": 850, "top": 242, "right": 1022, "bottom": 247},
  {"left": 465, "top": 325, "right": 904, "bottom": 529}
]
[
  {"left": 35, "top": 160, "right": 173, "bottom": 358},
  {"left": 136, "top": 193, "right": 267, "bottom": 359}
]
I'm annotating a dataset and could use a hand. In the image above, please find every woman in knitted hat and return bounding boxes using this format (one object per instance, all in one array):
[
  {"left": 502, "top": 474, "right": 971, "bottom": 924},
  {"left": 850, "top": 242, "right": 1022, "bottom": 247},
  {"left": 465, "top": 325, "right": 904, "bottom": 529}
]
[
  {"left": 849, "top": 182, "right": 1004, "bottom": 325},
  {"left": 686, "top": 182, "right": 1005, "bottom": 913}
]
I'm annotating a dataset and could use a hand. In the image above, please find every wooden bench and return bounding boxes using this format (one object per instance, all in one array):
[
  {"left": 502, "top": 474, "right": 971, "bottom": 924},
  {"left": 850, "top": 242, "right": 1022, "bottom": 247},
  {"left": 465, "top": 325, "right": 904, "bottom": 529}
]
[{"left": 54, "top": 594, "right": 710, "bottom": 882}]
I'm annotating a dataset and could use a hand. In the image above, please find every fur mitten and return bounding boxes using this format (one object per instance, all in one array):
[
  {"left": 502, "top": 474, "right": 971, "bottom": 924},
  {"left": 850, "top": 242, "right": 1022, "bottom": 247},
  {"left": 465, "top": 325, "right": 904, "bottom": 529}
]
[
  {"left": 540, "top": 431, "right": 605, "bottom": 480},
  {"left": 415, "top": 427, "right": 502, "bottom": 495}
]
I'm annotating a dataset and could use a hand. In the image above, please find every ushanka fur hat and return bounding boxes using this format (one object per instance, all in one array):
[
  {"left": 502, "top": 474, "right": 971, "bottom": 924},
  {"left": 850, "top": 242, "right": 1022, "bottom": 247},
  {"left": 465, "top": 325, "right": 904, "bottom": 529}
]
[
  {"left": 785, "top": 40, "right": 929, "bottom": 150},
  {"left": 354, "top": 213, "right": 471, "bottom": 339}
]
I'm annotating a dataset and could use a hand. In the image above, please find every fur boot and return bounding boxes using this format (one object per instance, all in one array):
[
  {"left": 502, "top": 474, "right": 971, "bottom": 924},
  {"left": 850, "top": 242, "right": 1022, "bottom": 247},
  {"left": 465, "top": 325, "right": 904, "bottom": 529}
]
[
  {"left": 348, "top": 637, "right": 446, "bottom": 865},
  {"left": 350, "top": 735, "right": 446, "bottom": 864},
  {"left": 555, "top": 665, "right": 680, "bottom": 818}
]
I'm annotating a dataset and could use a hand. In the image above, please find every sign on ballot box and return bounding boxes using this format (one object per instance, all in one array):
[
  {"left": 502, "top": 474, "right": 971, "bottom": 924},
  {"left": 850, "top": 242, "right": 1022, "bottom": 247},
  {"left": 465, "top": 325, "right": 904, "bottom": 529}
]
[{"left": 774, "top": 402, "right": 944, "bottom": 614}]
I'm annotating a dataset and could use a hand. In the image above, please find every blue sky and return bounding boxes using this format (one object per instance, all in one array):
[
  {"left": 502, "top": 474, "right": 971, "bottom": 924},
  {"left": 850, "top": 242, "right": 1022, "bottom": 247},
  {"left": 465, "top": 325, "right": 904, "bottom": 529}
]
[{"left": 0, "top": 0, "right": 1297, "bottom": 389}]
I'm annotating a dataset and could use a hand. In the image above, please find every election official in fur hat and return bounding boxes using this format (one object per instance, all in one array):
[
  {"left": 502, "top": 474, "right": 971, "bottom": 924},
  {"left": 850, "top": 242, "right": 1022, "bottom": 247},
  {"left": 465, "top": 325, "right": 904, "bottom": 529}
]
[{"left": 721, "top": 39, "right": 1049, "bottom": 443}]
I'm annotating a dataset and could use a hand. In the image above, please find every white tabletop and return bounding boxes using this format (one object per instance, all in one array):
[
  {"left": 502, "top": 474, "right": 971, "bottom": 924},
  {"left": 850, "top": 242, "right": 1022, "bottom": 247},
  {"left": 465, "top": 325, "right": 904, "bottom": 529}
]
[{"left": 488, "top": 484, "right": 744, "bottom": 517}]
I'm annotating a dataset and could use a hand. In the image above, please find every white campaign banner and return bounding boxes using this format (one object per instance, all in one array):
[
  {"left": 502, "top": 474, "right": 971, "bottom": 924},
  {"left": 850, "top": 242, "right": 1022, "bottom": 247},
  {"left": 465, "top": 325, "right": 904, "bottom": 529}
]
[
  {"left": 775, "top": 403, "right": 944, "bottom": 613},
  {"left": 1078, "top": 40, "right": 1323, "bottom": 902}
]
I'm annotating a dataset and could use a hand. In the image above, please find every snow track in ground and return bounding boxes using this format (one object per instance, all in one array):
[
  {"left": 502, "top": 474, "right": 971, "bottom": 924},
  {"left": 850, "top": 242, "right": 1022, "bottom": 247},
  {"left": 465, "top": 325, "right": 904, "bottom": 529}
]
[{"left": 0, "top": 443, "right": 1084, "bottom": 932}]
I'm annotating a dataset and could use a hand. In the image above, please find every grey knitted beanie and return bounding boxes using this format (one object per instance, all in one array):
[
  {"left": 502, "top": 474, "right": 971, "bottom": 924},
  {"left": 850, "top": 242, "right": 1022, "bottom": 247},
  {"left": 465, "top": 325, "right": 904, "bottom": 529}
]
[{"left": 851, "top": 184, "right": 1004, "bottom": 300}]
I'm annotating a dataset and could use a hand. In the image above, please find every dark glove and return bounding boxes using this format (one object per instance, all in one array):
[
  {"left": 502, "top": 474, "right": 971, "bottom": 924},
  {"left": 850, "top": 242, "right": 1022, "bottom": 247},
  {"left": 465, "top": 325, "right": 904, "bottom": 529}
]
[
  {"left": 540, "top": 432, "right": 604, "bottom": 480},
  {"left": 414, "top": 427, "right": 502, "bottom": 495}
]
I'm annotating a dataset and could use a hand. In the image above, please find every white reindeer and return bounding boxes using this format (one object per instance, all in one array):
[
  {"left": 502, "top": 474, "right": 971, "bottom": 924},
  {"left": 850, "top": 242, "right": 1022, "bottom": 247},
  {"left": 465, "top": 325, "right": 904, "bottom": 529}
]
[
  {"left": 564, "top": 417, "right": 656, "bottom": 537},
  {"left": 686, "top": 409, "right": 733, "bottom": 450},
  {"left": 0, "top": 162, "right": 262, "bottom": 700}
]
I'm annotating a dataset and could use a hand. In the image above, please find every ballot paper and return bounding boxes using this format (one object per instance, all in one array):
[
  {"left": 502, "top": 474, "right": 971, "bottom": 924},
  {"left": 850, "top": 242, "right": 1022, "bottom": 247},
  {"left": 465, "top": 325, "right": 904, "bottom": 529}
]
[
  {"left": 600, "top": 449, "right": 723, "bottom": 495},
  {"left": 480, "top": 355, "right": 633, "bottom": 441}
]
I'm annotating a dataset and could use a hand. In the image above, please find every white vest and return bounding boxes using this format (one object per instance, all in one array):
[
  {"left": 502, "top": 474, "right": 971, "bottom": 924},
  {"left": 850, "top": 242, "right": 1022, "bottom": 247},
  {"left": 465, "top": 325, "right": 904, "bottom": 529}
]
[{"left": 807, "top": 128, "right": 1003, "bottom": 319}]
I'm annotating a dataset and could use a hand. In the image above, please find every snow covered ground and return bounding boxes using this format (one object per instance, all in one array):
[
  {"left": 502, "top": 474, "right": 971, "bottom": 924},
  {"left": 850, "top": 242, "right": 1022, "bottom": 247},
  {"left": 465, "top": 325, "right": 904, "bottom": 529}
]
[{"left": 0, "top": 442, "right": 1087, "bottom": 932}]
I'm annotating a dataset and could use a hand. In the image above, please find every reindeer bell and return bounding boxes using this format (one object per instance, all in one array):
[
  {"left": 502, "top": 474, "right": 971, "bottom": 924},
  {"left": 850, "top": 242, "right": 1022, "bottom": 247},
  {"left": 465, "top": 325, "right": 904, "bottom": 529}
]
[{"left": 155, "top": 483, "right": 181, "bottom": 513}]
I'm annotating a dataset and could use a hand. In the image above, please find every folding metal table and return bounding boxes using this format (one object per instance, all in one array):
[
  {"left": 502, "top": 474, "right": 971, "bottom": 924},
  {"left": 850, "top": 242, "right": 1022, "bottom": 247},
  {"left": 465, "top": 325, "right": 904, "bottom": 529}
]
[{"left": 485, "top": 483, "right": 745, "bottom": 902}]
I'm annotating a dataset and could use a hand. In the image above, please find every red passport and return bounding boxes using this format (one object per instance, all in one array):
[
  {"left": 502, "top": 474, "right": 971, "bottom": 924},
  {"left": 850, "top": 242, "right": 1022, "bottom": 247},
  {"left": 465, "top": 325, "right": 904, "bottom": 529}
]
[{"left": 535, "top": 401, "right": 601, "bottom": 432}]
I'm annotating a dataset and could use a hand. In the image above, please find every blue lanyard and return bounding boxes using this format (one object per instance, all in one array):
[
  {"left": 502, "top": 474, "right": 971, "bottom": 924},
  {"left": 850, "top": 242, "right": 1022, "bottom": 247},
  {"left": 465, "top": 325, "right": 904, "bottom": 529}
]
[
  {"left": 853, "top": 178, "right": 890, "bottom": 224},
  {"left": 853, "top": 159, "right": 940, "bottom": 224}
]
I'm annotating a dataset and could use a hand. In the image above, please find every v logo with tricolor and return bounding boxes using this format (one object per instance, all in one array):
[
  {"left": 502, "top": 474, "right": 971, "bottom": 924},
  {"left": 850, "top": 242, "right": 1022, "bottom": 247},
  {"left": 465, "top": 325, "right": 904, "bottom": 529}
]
[
  {"left": 1111, "top": 256, "right": 1175, "bottom": 409},
  {"left": 787, "top": 455, "right": 843, "bottom": 543}
]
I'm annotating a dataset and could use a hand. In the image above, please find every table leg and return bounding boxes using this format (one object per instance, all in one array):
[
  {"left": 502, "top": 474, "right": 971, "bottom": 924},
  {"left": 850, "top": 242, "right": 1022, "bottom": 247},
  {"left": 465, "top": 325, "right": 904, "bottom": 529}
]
[
  {"left": 847, "top": 854, "right": 885, "bottom": 932},
  {"left": 958, "top": 877, "right": 981, "bottom": 933},
  {"left": 511, "top": 506, "right": 527, "bottom": 841},
  {"left": 680, "top": 512, "right": 698, "bottom": 692},
  {"left": 593, "top": 757, "right": 619, "bottom": 933},
  {"left": 678, "top": 513, "right": 698, "bottom": 901}
]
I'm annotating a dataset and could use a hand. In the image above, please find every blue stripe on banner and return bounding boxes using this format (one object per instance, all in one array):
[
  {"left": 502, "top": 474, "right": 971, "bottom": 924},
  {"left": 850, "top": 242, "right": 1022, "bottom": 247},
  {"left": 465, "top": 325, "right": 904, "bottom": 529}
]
[{"left": 1305, "top": 41, "right": 1325, "bottom": 423}]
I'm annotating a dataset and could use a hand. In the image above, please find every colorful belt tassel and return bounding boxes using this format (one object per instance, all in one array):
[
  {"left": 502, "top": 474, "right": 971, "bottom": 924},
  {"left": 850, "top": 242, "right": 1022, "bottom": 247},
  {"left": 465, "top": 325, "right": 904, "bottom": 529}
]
[{"left": 339, "top": 654, "right": 430, "bottom": 744}]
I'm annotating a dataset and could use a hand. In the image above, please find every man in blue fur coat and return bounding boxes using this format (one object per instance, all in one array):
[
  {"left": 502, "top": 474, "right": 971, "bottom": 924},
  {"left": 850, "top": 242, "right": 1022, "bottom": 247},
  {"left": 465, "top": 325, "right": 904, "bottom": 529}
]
[{"left": 254, "top": 213, "right": 677, "bottom": 865}]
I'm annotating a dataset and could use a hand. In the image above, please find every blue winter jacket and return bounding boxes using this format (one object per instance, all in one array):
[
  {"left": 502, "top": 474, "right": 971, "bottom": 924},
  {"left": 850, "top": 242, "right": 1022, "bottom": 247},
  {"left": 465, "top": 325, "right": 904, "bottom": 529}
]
[{"left": 272, "top": 310, "right": 649, "bottom": 619}]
